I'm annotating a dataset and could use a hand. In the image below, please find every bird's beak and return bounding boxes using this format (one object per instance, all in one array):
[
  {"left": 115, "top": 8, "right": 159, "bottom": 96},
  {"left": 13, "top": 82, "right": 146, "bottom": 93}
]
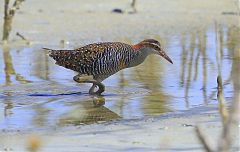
[{"left": 158, "top": 47, "right": 173, "bottom": 64}]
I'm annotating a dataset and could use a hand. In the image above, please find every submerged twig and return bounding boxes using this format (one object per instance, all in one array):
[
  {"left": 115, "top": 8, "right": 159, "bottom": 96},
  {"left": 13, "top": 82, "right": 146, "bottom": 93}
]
[
  {"left": 112, "top": 0, "right": 137, "bottom": 14},
  {"left": 196, "top": 22, "right": 239, "bottom": 152},
  {"left": 16, "top": 32, "right": 26, "bottom": 40},
  {"left": 130, "top": 0, "right": 137, "bottom": 13},
  {"left": 217, "top": 76, "right": 228, "bottom": 125},
  {"left": 196, "top": 75, "right": 239, "bottom": 152},
  {"left": 215, "top": 23, "right": 228, "bottom": 125},
  {"left": 218, "top": 62, "right": 240, "bottom": 151},
  {"left": 216, "top": 21, "right": 239, "bottom": 151},
  {"left": 195, "top": 126, "right": 215, "bottom": 152},
  {"left": 16, "top": 32, "right": 30, "bottom": 44},
  {"left": 2, "top": 0, "right": 25, "bottom": 41},
  {"left": 218, "top": 88, "right": 239, "bottom": 151}
]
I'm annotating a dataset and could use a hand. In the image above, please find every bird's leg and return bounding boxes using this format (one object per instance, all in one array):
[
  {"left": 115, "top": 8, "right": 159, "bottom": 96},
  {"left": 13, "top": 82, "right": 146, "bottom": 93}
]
[
  {"left": 88, "top": 82, "right": 105, "bottom": 95},
  {"left": 73, "top": 74, "right": 105, "bottom": 95},
  {"left": 89, "top": 84, "right": 97, "bottom": 94}
]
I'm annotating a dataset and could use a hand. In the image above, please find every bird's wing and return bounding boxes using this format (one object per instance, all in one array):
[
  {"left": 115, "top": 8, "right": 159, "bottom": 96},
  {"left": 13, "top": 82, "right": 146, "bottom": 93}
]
[{"left": 74, "top": 42, "right": 132, "bottom": 64}]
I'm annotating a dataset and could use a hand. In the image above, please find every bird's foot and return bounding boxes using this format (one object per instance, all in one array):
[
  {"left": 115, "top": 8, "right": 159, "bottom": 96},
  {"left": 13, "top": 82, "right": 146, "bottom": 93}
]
[
  {"left": 92, "top": 96, "right": 105, "bottom": 106},
  {"left": 73, "top": 75, "right": 105, "bottom": 95}
]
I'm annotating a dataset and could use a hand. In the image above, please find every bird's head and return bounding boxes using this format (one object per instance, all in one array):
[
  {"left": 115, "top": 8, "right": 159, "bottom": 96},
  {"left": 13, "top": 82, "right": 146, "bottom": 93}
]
[{"left": 132, "top": 39, "right": 173, "bottom": 64}]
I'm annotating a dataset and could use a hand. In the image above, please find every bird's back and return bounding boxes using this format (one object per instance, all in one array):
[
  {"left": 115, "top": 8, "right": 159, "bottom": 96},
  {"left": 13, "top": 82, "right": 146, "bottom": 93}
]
[{"left": 48, "top": 42, "right": 136, "bottom": 81}]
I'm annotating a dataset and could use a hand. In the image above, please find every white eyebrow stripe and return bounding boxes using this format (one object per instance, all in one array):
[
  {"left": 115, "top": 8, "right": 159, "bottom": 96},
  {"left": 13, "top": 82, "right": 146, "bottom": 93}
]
[{"left": 142, "top": 42, "right": 161, "bottom": 49}]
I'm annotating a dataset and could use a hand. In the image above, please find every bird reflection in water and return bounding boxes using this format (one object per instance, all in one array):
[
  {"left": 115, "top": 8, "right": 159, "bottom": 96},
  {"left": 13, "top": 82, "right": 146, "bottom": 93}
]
[{"left": 58, "top": 96, "right": 121, "bottom": 126}]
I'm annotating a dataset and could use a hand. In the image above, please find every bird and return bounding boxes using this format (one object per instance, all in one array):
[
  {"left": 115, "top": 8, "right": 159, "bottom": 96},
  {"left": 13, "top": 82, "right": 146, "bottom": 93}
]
[{"left": 44, "top": 39, "right": 173, "bottom": 95}]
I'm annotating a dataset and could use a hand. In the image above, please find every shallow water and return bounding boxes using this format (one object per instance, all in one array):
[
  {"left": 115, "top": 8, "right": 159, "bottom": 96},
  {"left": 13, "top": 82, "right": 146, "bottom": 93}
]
[{"left": 0, "top": 23, "right": 239, "bottom": 130}]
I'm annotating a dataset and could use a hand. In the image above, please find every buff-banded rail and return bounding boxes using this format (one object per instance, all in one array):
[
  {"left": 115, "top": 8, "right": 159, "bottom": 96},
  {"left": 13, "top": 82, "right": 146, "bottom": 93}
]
[{"left": 44, "top": 39, "right": 173, "bottom": 95}]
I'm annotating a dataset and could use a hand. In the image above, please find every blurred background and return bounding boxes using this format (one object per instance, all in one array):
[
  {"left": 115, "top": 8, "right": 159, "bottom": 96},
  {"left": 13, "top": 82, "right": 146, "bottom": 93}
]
[{"left": 0, "top": 0, "right": 239, "bottom": 130}]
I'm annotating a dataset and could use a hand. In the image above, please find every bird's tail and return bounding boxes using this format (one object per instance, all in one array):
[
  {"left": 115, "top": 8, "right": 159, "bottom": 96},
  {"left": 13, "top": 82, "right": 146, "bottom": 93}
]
[
  {"left": 43, "top": 47, "right": 78, "bottom": 72},
  {"left": 43, "top": 47, "right": 69, "bottom": 59},
  {"left": 43, "top": 47, "right": 54, "bottom": 56}
]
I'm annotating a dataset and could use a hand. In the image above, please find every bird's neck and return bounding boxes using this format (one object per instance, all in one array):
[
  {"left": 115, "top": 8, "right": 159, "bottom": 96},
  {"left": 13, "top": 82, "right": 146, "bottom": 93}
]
[{"left": 127, "top": 48, "right": 154, "bottom": 68}]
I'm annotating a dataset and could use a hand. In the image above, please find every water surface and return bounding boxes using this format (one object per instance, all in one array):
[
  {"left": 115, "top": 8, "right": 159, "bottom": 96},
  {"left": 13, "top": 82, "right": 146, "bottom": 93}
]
[{"left": 0, "top": 24, "right": 239, "bottom": 129}]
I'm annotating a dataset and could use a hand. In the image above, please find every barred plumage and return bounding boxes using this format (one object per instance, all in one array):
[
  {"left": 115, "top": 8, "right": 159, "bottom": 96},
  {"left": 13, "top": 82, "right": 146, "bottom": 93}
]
[
  {"left": 45, "top": 39, "right": 173, "bottom": 95},
  {"left": 48, "top": 42, "right": 137, "bottom": 81}
]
